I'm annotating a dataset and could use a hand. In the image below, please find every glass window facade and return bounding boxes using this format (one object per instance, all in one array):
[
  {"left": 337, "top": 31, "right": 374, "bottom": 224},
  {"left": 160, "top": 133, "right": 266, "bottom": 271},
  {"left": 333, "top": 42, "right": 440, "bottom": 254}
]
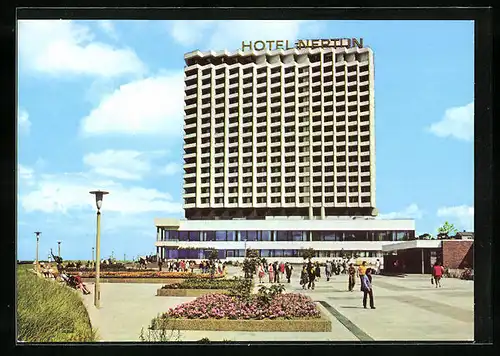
[{"left": 159, "top": 229, "right": 415, "bottom": 242}]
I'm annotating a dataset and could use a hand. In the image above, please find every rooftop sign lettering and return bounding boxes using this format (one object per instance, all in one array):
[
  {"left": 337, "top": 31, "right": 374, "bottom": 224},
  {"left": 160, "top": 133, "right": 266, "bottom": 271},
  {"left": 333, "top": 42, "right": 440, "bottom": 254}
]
[{"left": 241, "top": 38, "right": 364, "bottom": 51}]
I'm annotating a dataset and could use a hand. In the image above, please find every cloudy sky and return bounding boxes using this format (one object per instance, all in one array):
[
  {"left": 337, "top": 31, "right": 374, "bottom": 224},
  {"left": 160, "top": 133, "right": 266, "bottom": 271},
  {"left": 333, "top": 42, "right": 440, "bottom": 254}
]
[{"left": 17, "top": 20, "right": 474, "bottom": 261}]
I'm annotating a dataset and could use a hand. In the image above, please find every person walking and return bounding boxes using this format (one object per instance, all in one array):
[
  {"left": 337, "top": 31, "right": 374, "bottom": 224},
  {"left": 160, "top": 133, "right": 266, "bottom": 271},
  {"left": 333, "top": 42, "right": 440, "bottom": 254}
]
[
  {"left": 358, "top": 261, "right": 368, "bottom": 290},
  {"left": 325, "top": 260, "right": 332, "bottom": 281},
  {"left": 375, "top": 259, "right": 381, "bottom": 275},
  {"left": 300, "top": 265, "right": 308, "bottom": 289},
  {"left": 285, "top": 263, "right": 293, "bottom": 283},
  {"left": 348, "top": 263, "right": 356, "bottom": 291},
  {"left": 158, "top": 258, "right": 163, "bottom": 272},
  {"left": 279, "top": 261, "right": 285, "bottom": 280},
  {"left": 315, "top": 261, "right": 321, "bottom": 281},
  {"left": 258, "top": 263, "right": 265, "bottom": 283},
  {"left": 268, "top": 263, "right": 275, "bottom": 283},
  {"left": 307, "top": 262, "right": 316, "bottom": 290},
  {"left": 432, "top": 261, "right": 445, "bottom": 288},
  {"left": 273, "top": 262, "right": 280, "bottom": 283},
  {"left": 361, "top": 268, "right": 375, "bottom": 309}
]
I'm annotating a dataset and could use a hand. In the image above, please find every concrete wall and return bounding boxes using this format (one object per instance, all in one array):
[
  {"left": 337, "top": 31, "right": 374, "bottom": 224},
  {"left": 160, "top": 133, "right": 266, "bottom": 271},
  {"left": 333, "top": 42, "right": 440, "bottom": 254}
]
[{"left": 442, "top": 240, "right": 473, "bottom": 269}]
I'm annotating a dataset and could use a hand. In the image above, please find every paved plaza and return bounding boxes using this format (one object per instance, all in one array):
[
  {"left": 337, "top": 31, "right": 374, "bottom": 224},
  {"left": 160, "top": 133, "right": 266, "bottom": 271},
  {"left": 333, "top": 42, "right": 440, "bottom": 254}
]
[{"left": 81, "top": 267, "right": 473, "bottom": 342}]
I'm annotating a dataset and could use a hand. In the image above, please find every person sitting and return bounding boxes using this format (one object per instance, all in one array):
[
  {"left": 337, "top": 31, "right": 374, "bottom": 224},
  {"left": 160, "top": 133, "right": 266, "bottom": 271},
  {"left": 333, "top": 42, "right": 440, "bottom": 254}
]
[{"left": 74, "top": 272, "right": 91, "bottom": 295}]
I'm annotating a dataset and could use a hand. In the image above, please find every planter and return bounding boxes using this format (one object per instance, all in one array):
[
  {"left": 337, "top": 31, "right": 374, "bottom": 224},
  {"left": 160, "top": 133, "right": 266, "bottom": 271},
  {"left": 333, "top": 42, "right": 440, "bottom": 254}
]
[
  {"left": 153, "top": 310, "right": 331, "bottom": 332},
  {"left": 156, "top": 288, "right": 229, "bottom": 297},
  {"left": 83, "top": 278, "right": 184, "bottom": 284},
  {"left": 70, "top": 271, "right": 225, "bottom": 279}
]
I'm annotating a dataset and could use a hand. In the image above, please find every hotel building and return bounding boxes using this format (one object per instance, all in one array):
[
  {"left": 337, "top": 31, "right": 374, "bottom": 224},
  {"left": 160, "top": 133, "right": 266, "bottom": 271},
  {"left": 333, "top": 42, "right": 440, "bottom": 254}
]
[{"left": 154, "top": 45, "right": 415, "bottom": 263}]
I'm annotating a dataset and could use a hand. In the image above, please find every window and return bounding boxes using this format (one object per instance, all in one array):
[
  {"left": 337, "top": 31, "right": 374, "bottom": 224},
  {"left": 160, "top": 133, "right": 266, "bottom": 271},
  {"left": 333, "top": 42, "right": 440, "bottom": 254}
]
[
  {"left": 216, "top": 231, "right": 226, "bottom": 241},
  {"left": 247, "top": 231, "right": 258, "bottom": 241},
  {"left": 276, "top": 231, "right": 289, "bottom": 241},
  {"left": 227, "top": 231, "right": 236, "bottom": 241},
  {"left": 261, "top": 231, "right": 272, "bottom": 241}
]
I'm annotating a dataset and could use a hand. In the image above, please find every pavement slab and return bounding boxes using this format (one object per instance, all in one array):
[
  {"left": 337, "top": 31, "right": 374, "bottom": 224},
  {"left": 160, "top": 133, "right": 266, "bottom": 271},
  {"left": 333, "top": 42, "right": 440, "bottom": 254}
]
[{"left": 81, "top": 267, "right": 473, "bottom": 342}]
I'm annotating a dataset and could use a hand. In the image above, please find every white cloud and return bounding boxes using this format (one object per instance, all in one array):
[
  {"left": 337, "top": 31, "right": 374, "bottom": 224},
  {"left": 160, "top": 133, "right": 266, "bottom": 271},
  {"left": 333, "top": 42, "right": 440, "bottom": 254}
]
[
  {"left": 18, "top": 164, "right": 34, "bottom": 183},
  {"left": 20, "top": 171, "right": 182, "bottom": 215},
  {"left": 98, "top": 20, "right": 118, "bottom": 40},
  {"left": 437, "top": 205, "right": 474, "bottom": 231},
  {"left": 83, "top": 150, "right": 162, "bottom": 180},
  {"left": 377, "top": 203, "right": 424, "bottom": 220},
  {"left": 170, "top": 20, "right": 216, "bottom": 46},
  {"left": 161, "top": 162, "right": 182, "bottom": 176},
  {"left": 80, "top": 72, "right": 184, "bottom": 136},
  {"left": 18, "top": 108, "right": 31, "bottom": 135},
  {"left": 428, "top": 102, "right": 473, "bottom": 141},
  {"left": 18, "top": 20, "right": 145, "bottom": 77},
  {"left": 169, "top": 20, "right": 325, "bottom": 51}
]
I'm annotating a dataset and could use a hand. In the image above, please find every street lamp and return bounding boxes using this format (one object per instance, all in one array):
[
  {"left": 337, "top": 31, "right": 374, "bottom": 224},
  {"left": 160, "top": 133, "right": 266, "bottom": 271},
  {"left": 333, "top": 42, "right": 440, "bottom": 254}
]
[
  {"left": 34, "top": 232, "right": 41, "bottom": 270},
  {"left": 90, "top": 190, "right": 109, "bottom": 309},
  {"left": 57, "top": 240, "right": 61, "bottom": 258}
]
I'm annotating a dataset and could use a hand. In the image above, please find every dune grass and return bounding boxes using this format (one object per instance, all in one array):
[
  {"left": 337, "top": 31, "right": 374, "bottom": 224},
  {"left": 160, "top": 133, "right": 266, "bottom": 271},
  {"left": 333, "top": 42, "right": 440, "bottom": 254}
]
[{"left": 16, "top": 265, "right": 98, "bottom": 342}]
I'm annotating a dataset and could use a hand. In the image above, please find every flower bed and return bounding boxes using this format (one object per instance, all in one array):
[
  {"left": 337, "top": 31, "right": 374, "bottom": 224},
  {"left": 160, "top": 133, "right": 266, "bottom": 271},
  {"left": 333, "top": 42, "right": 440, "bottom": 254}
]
[
  {"left": 157, "top": 278, "right": 251, "bottom": 297},
  {"left": 152, "top": 293, "right": 330, "bottom": 332},
  {"left": 68, "top": 271, "right": 225, "bottom": 279}
]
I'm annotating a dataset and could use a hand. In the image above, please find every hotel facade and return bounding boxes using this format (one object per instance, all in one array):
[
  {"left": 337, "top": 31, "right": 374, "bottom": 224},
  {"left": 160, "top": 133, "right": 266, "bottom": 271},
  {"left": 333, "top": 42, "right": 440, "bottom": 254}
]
[{"left": 155, "top": 44, "right": 415, "bottom": 263}]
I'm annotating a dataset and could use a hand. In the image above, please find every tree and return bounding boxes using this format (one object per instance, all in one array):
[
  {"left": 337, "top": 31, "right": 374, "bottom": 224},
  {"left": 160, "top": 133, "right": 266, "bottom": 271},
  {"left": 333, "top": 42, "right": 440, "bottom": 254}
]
[
  {"left": 242, "top": 249, "right": 260, "bottom": 279},
  {"left": 205, "top": 248, "right": 219, "bottom": 262},
  {"left": 418, "top": 233, "right": 432, "bottom": 240},
  {"left": 437, "top": 221, "right": 458, "bottom": 239},
  {"left": 301, "top": 248, "right": 316, "bottom": 262}
]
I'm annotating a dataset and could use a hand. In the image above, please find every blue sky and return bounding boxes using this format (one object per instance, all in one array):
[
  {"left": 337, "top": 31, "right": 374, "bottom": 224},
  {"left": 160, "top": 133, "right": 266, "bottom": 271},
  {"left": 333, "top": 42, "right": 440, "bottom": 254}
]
[{"left": 17, "top": 20, "right": 474, "bottom": 261}]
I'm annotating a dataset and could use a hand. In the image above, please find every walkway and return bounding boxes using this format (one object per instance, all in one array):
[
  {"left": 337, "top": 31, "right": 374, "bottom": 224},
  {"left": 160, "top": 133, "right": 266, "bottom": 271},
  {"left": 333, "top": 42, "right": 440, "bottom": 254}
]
[{"left": 81, "top": 267, "right": 473, "bottom": 342}]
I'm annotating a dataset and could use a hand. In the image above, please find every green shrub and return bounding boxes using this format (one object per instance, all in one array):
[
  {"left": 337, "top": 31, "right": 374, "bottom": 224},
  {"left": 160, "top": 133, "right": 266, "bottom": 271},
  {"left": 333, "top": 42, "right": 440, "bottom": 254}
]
[
  {"left": 161, "top": 277, "right": 252, "bottom": 293},
  {"left": 16, "top": 265, "right": 97, "bottom": 342}
]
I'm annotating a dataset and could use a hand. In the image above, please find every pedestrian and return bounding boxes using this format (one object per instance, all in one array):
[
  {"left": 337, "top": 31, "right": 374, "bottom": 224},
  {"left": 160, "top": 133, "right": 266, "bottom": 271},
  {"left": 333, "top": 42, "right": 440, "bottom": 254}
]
[
  {"left": 268, "top": 263, "right": 274, "bottom": 283},
  {"left": 432, "top": 261, "right": 444, "bottom": 288},
  {"left": 158, "top": 258, "right": 163, "bottom": 272},
  {"left": 258, "top": 263, "right": 265, "bottom": 283},
  {"left": 325, "top": 260, "right": 332, "bottom": 281},
  {"left": 300, "top": 265, "right": 308, "bottom": 289},
  {"left": 285, "top": 263, "right": 293, "bottom": 283},
  {"left": 279, "top": 261, "right": 285, "bottom": 280},
  {"left": 315, "top": 261, "right": 321, "bottom": 280},
  {"left": 375, "top": 259, "right": 381, "bottom": 275},
  {"left": 361, "top": 268, "right": 376, "bottom": 309},
  {"left": 348, "top": 263, "right": 356, "bottom": 291},
  {"left": 273, "top": 262, "right": 280, "bottom": 283},
  {"left": 358, "top": 261, "right": 368, "bottom": 290},
  {"left": 307, "top": 262, "right": 316, "bottom": 290}
]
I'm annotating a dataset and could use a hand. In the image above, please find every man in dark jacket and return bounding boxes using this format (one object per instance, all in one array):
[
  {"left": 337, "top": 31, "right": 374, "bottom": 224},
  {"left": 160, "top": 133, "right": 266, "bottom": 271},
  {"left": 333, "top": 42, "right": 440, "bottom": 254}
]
[
  {"left": 285, "top": 263, "right": 293, "bottom": 283},
  {"left": 307, "top": 262, "right": 316, "bottom": 290},
  {"left": 273, "top": 262, "right": 280, "bottom": 283}
]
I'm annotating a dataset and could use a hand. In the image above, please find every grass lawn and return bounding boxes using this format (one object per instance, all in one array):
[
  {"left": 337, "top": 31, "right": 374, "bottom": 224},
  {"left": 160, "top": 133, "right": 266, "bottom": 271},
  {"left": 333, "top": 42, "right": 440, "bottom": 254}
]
[{"left": 16, "top": 264, "right": 98, "bottom": 342}]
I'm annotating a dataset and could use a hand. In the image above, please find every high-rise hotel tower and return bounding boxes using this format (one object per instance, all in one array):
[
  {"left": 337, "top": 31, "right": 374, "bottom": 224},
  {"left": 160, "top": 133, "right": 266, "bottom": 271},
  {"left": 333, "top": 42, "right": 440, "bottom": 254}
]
[
  {"left": 182, "top": 46, "right": 376, "bottom": 220},
  {"left": 154, "top": 45, "right": 414, "bottom": 263}
]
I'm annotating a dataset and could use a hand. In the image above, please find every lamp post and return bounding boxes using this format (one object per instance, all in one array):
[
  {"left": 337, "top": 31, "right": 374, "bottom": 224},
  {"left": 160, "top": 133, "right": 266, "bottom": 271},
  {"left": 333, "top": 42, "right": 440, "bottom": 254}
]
[
  {"left": 34, "top": 232, "right": 41, "bottom": 270},
  {"left": 90, "top": 190, "right": 109, "bottom": 309},
  {"left": 57, "top": 240, "right": 61, "bottom": 258}
]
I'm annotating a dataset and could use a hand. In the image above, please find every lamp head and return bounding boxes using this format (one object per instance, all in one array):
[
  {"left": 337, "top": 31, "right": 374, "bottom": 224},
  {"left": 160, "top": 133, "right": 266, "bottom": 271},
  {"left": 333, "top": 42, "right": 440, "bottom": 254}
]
[
  {"left": 34, "top": 231, "right": 41, "bottom": 239},
  {"left": 90, "top": 190, "right": 109, "bottom": 210}
]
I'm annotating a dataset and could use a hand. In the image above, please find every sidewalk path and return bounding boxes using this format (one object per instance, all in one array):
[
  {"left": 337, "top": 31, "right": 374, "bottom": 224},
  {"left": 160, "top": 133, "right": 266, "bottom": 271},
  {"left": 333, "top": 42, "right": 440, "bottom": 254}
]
[{"left": 82, "top": 269, "right": 473, "bottom": 342}]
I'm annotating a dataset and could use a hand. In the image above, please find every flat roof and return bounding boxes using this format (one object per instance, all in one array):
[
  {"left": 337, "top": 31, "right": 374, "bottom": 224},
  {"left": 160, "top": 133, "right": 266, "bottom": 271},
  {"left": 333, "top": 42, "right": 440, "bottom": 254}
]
[
  {"left": 154, "top": 218, "right": 415, "bottom": 231},
  {"left": 382, "top": 240, "right": 442, "bottom": 252}
]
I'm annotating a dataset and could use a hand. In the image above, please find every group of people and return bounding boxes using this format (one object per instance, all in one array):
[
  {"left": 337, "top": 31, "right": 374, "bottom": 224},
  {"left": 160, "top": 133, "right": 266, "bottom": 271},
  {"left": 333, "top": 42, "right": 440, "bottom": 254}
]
[
  {"left": 157, "top": 258, "right": 226, "bottom": 276},
  {"left": 35, "top": 263, "right": 91, "bottom": 295},
  {"left": 256, "top": 261, "right": 294, "bottom": 284}
]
